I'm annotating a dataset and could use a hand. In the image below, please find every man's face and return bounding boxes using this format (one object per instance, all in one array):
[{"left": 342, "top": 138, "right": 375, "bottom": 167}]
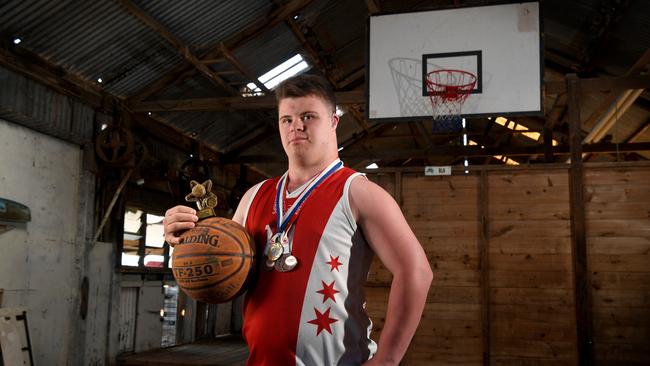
[{"left": 278, "top": 94, "right": 338, "bottom": 162}]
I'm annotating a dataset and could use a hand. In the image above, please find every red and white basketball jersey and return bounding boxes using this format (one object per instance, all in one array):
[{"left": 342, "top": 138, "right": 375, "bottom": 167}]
[{"left": 242, "top": 167, "right": 377, "bottom": 365}]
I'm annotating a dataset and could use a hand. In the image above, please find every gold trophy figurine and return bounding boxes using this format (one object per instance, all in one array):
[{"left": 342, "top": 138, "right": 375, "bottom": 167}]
[{"left": 185, "top": 180, "right": 218, "bottom": 219}]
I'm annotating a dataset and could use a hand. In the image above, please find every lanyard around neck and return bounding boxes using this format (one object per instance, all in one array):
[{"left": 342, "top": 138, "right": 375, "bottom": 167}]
[{"left": 274, "top": 159, "right": 343, "bottom": 234}]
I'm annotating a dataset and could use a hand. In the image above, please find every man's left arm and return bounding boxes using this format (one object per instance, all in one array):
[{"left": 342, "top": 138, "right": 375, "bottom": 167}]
[{"left": 350, "top": 177, "right": 433, "bottom": 366}]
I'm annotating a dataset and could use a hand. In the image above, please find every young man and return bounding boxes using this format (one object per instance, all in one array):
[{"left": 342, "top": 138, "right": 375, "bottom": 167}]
[{"left": 164, "top": 74, "right": 432, "bottom": 365}]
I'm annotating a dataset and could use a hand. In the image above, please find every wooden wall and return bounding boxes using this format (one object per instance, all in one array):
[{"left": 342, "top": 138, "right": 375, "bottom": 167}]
[
  {"left": 488, "top": 170, "right": 576, "bottom": 365},
  {"left": 365, "top": 163, "right": 650, "bottom": 366},
  {"left": 585, "top": 167, "right": 650, "bottom": 365}
]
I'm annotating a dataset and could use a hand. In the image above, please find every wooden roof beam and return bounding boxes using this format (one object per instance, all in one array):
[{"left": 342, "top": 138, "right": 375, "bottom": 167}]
[
  {"left": 347, "top": 106, "right": 372, "bottom": 133},
  {"left": 0, "top": 32, "right": 232, "bottom": 166},
  {"left": 128, "top": 0, "right": 315, "bottom": 102},
  {"left": 625, "top": 117, "right": 650, "bottom": 143},
  {"left": 0, "top": 39, "right": 106, "bottom": 109},
  {"left": 119, "top": 0, "right": 239, "bottom": 96},
  {"left": 578, "top": 49, "right": 650, "bottom": 160},
  {"left": 285, "top": 18, "right": 338, "bottom": 86},
  {"left": 128, "top": 90, "right": 364, "bottom": 112},
  {"left": 226, "top": 142, "right": 650, "bottom": 163},
  {"left": 220, "top": 43, "right": 269, "bottom": 94},
  {"left": 583, "top": 88, "right": 644, "bottom": 144}
]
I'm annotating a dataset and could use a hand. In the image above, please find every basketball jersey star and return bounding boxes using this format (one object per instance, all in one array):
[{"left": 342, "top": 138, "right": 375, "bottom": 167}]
[
  {"left": 326, "top": 255, "right": 342, "bottom": 272},
  {"left": 317, "top": 280, "right": 339, "bottom": 303},
  {"left": 307, "top": 307, "right": 338, "bottom": 336}
]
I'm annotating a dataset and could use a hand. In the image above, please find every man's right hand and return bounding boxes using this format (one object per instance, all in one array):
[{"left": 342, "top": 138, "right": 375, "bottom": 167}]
[{"left": 163, "top": 205, "right": 199, "bottom": 246}]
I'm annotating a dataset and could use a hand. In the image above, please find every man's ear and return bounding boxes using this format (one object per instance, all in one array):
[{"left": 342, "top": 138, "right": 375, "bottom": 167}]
[{"left": 331, "top": 114, "right": 339, "bottom": 129}]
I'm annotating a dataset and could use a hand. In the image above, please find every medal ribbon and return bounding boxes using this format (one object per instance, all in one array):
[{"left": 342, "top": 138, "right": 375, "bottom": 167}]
[{"left": 274, "top": 159, "right": 343, "bottom": 235}]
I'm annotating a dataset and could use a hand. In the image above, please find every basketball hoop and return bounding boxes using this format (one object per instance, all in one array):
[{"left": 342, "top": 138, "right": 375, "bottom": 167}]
[{"left": 425, "top": 69, "right": 476, "bottom": 122}]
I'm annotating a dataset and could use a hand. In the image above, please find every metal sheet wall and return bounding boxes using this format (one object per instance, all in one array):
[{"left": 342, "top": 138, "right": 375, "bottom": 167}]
[{"left": 0, "top": 66, "right": 94, "bottom": 144}]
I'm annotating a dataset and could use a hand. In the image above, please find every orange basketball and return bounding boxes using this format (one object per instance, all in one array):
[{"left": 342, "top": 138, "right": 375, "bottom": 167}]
[{"left": 172, "top": 217, "right": 255, "bottom": 303}]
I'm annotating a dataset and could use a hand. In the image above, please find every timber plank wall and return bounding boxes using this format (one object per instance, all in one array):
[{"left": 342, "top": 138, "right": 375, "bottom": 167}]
[{"left": 365, "top": 163, "right": 650, "bottom": 366}]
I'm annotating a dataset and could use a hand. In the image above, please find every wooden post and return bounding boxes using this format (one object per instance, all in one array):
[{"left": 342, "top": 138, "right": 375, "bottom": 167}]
[
  {"left": 195, "top": 301, "right": 208, "bottom": 339},
  {"left": 176, "top": 291, "right": 187, "bottom": 342},
  {"left": 479, "top": 170, "right": 490, "bottom": 365},
  {"left": 543, "top": 125, "right": 554, "bottom": 163},
  {"left": 566, "top": 73, "right": 593, "bottom": 365}
]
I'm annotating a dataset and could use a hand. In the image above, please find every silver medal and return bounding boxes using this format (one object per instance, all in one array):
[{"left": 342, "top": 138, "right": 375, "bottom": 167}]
[{"left": 275, "top": 254, "right": 298, "bottom": 272}]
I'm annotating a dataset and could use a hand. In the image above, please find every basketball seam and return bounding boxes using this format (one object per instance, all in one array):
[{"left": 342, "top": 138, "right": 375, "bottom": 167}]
[{"left": 174, "top": 219, "right": 255, "bottom": 294}]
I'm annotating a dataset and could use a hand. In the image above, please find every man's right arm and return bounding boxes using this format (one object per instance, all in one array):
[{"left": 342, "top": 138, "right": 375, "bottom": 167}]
[{"left": 229, "top": 185, "right": 257, "bottom": 226}]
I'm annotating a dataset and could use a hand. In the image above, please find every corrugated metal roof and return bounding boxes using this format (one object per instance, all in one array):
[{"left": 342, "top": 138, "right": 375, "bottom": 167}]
[
  {"left": 154, "top": 109, "right": 272, "bottom": 152},
  {"left": 0, "top": 0, "right": 184, "bottom": 97},
  {"left": 149, "top": 73, "right": 231, "bottom": 100},
  {"left": 135, "top": 0, "right": 273, "bottom": 51},
  {"left": 233, "top": 21, "right": 303, "bottom": 78},
  {"left": 0, "top": 66, "right": 94, "bottom": 144},
  {"left": 0, "top": 0, "right": 275, "bottom": 98}
]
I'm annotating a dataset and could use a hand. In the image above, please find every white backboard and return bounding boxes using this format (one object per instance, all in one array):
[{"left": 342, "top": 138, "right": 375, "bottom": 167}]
[{"left": 367, "top": 2, "right": 542, "bottom": 121}]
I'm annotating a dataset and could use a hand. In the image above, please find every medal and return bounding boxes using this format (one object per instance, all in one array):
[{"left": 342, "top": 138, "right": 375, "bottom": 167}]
[
  {"left": 266, "top": 231, "right": 284, "bottom": 262},
  {"left": 268, "top": 240, "right": 283, "bottom": 261},
  {"left": 275, "top": 254, "right": 298, "bottom": 272},
  {"left": 264, "top": 159, "right": 344, "bottom": 274}
]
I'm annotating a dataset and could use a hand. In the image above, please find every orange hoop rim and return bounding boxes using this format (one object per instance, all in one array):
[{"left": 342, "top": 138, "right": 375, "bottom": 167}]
[{"left": 425, "top": 69, "right": 477, "bottom": 97}]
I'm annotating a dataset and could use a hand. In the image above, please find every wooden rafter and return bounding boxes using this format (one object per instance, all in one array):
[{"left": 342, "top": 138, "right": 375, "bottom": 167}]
[
  {"left": 546, "top": 74, "right": 650, "bottom": 94},
  {"left": 583, "top": 88, "right": 645, "bottom": 144},
  {"left": 0, "top": 39, "right": 105, "bottom": 109},
  {"left": 225, "top": 142, "right": 650, "bottom": 164},
  {"left": 219, "top": 42, "right": 269, "bottom": 94},
  {"left": 118, "top": 0, "right": 238, "bottom": 96},
  {"left": 579, "top": 50, "right": 650, "bottom": 160},
  {"left": 0, "top": 34, "right": 226, "bottom": 165},
  {"left": 340, "top": 123, "right": 392, "bottom": 148},
  {"left": 347, "top": 106, "right": 372, "bottom": 133},
  {"left": 335, "top": 67, "right": 365, "bottom": 90},
  {"left": 128, "top": 0, "right": 315, "bottom": 102},
  {"left": 128, "top": 90, "right": 364, "bottom": 112},
  {"left": 625, "top": 117, "right": 650, "bottom": 143},
  {"left": 118, "top": 2, "right": 283, "bottom": 157},
  {"left": 285, "top": 17, "right": 338, "bottom": 86},
  {"left": 544, "top": 94, "right": 568, "bottom": 130}
]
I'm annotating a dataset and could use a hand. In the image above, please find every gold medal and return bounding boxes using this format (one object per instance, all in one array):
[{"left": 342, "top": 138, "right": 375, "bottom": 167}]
[{"left": 268, "top": 241, "right": 283, "bottom": 261}]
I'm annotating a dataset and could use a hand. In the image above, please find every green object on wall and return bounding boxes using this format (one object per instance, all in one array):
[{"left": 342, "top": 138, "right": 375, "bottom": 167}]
[{"left": 0, "top": 198, "right": 31, "bottom": 234}]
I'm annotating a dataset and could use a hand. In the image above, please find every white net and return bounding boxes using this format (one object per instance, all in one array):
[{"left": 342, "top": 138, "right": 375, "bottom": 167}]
[
  {"left": 388, "top": 58, "right": 431, "bottom": 117},
  {"left": 426, "top": 69, "right": 476, "bottom": 122}
]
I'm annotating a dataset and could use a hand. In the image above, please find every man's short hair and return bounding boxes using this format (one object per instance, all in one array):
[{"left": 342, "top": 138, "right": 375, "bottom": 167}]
[{"left": 275, "top": 74, "right": 336, "bottom": 113}]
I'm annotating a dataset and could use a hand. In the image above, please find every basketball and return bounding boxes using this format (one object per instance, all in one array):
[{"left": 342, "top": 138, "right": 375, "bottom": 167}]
[{"left": 172, "top": 217, "right": 255, "bottom": 304}]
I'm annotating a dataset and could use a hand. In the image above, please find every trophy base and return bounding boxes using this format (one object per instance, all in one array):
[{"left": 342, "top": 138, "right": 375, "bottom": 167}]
[{"left": 197, "top": 208, "right": 215, "bottom": 220}]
